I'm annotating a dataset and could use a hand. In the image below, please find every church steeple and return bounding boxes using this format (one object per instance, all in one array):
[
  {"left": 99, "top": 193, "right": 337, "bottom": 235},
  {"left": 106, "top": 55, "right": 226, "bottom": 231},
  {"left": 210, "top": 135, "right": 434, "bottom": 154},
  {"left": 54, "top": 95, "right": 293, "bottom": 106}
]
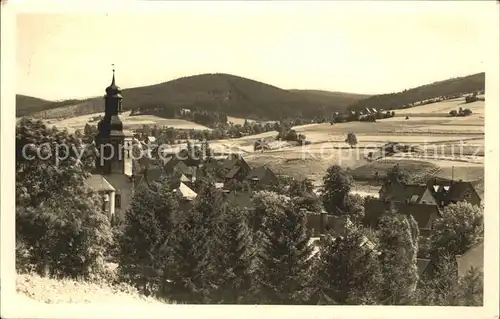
[
  {"left": 105, "top": 67, "right": 121, "bottom": 98},
  {"left": 95, "top": 66, "right": 127, "bottom": 175},
  {"left": 97, "top": 66, "right": 124, "bottom": 138}
]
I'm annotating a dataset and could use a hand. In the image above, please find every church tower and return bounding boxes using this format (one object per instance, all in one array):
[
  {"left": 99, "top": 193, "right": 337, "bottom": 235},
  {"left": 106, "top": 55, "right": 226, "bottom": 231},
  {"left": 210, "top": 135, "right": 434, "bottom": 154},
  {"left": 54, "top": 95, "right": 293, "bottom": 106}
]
[{"left": 95, "top": 68, "right": 129, "bottom": 175}]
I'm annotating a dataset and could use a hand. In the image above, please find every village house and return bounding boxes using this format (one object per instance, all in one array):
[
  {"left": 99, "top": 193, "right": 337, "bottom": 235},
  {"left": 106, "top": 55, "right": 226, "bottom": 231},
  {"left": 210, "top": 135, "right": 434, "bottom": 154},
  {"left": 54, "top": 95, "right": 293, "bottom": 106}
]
[
  {"left": 426, "top": 179, "right": 481, "bottom": 207},
  {"left": 245, "top": 166, "right": 279, "bottom": 187},
  {"left": 380, "top": 178, "right": 481, "bottom": 208},
  {"left": 379, "top": 181, "right": 438, "bottom": 205},
  {"left": 363, "top": 198, "right": 441, "bottom": 236},
  {"left": 222, "top": 154, "right": 252, "bottom": 182}
]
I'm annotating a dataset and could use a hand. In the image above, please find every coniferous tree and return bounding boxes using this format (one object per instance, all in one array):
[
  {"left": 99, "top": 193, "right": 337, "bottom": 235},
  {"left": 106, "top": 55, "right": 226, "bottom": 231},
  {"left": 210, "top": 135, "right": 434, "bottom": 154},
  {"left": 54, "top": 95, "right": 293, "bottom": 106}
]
[
  {"left": 254, "top": 197, "right": 314, "bottom": 304},
  {"left": 118, "top": 181, "right": 179, "bottom": 295},
  {"left": 377, "top": 210, "right": 419, "bottom": 305},
  {"left": 310, "top": 226, "right": 382, "bottom": 305},
  {"left": 212, "top": 206, "right": 255, "bottom": 304},
  {"left": 457, "top": 267, "right": 483, "bottom": 306},
  {"left": 162, "top": 181, "right": 223, "bottom": 303},
  {"left": 162, "top": 204, "right": 217, "bottom": 303}
]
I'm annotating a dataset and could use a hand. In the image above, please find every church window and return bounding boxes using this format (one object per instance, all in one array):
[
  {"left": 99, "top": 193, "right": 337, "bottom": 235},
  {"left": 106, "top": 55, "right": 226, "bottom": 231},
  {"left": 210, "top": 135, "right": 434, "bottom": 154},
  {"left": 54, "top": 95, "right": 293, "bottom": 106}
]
[{"left": 115, "top": 194, "right": 121, "bottom": 208}]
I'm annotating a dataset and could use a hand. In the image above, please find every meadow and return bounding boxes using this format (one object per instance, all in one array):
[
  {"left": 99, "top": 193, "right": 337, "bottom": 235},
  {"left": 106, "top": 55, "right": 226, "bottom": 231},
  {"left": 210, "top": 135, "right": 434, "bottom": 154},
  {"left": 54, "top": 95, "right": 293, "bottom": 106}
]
[
  {"left": 40, "top": 95, "right": 485, "bottom": 195},
  {"left": 43, "top": 111, "right": 211, "bottom": 133}
]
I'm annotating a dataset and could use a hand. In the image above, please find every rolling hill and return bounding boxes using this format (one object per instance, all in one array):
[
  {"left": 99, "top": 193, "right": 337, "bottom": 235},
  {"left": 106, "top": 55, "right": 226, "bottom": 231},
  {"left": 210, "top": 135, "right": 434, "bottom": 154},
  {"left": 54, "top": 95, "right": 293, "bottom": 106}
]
[
  {"left": 16, "top": 73, "right": 368, "bottom": 120},
  {"left": 348, "top": 72, "right": 485, "bottom": 112}
]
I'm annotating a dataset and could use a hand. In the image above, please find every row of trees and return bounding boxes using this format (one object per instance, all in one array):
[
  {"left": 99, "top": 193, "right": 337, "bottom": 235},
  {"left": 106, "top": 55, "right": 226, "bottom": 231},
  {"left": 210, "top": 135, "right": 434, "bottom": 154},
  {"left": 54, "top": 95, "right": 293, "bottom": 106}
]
[
  {"left": 449, "top": 106, "right": 473, "bottom": 117},
  {"left": 15, "top": 118, "right": 484, "bottom": 305}
]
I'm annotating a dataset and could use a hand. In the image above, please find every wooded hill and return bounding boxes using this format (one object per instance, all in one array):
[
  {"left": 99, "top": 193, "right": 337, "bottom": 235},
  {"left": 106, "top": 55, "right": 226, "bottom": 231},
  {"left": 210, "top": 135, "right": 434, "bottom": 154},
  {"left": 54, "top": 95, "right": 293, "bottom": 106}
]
[
  {"left": 348, "top": 72, "right": 485, "bottom": 112},
  {"left": 17, "top": 72, "right": 485, "bottom": 120},
  {"left": 16, "top": 74, "right": 369, "bottom": 120}
]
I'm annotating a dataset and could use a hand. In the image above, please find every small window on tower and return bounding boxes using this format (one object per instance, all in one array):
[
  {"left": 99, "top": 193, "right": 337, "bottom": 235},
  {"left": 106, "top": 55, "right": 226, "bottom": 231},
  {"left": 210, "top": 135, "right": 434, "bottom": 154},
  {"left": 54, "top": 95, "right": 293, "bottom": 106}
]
[{"left": 115, "top": 194, "right": 121, "bottom": 208}]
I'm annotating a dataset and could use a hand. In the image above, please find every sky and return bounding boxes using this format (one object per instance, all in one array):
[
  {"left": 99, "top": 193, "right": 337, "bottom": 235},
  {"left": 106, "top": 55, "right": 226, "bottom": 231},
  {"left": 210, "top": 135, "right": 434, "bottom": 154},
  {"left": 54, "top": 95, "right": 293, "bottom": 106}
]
[{"left": 16, "top": 1, "right": 493, "bottom": 101}]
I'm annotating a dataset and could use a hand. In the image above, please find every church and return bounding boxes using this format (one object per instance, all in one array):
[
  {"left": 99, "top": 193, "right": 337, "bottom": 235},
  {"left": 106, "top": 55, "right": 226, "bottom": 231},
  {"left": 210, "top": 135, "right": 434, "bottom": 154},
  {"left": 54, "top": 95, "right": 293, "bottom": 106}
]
[{"left": 85, "top": 70, "right": 198, "bottom": 219}]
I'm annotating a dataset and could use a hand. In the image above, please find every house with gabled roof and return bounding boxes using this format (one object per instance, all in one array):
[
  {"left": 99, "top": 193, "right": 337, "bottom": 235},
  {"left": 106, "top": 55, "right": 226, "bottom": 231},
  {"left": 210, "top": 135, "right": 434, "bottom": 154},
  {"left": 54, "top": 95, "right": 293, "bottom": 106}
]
[
  {"left": 223, "top": 154, "right": 251, "bottom": 182},
  {"left": 245, "top": 166, "right": 278, "bottom": 186},
  {"left": 426, "top": 179, "right": 481, "bottom": 207},
  {"left": 379, "top": 180, "right": 438, "bottom": 205},
  {"left": 363, "top": 198, "right": 440, "bottom": 232},
  {"left": 305, "top": 210, "right": 354, "bottom": 238}
]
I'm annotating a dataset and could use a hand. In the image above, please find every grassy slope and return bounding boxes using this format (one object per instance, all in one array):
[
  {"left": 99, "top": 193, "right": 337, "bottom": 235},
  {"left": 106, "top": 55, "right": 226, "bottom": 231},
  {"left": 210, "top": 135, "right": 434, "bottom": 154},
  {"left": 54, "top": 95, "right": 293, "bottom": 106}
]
[
  {"left": 348, "top": 72, "right": 485, "bottom": 112},
  {"left": 17, "top": 73, "right": 368, "bottom": 120},
  {"left": 16, "top": 273, "right": 169, "bottom": 305},
  {"left": 351, "top": 159, "right": 440, "bottom": 183}
]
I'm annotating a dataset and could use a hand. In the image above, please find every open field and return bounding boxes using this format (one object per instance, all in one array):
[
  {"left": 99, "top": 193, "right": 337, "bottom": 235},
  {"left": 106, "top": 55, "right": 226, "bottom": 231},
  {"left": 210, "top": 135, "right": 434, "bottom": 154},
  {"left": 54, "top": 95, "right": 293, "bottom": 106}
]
[
  {"left": 42, "top": 111, "right": 211, "bottom": 133},
  {"left": 391, "top": 99, "right": 485, "bottom": 116},
  {"left": 350, "top": 159, "right": 440, "bottom": 183}
]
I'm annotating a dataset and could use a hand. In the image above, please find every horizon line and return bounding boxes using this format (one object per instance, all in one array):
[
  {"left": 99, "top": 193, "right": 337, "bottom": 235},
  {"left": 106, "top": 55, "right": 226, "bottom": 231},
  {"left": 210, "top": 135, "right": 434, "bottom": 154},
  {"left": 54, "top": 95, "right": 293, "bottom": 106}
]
[{"left": 17, "top": 70, "right": 486, "bottom": 102}]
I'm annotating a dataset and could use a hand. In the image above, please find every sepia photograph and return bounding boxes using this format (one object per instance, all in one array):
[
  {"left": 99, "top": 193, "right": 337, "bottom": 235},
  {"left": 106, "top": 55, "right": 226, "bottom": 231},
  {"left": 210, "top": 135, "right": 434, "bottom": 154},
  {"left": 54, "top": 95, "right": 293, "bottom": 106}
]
[{"left": 1, "top": 1, "right": 499, "bottom": 318}]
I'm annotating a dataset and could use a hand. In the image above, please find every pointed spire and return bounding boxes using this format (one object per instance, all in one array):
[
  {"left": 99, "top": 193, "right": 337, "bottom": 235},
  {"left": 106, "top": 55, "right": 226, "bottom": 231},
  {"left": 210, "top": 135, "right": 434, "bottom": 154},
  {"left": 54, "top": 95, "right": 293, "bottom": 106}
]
[
  {"left": 105, "top": 63, "right": 121, "bottom": 95},
  {"left": 111, "top": 64, "right": 116, "bottom": 86}
]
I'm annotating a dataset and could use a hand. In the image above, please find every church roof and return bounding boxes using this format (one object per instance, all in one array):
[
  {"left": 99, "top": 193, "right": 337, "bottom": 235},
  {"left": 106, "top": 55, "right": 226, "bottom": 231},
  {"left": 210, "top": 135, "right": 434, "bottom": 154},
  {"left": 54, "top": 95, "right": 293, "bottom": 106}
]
[{"left": 86, "top": 174, "right": 115, "bottom": 192}]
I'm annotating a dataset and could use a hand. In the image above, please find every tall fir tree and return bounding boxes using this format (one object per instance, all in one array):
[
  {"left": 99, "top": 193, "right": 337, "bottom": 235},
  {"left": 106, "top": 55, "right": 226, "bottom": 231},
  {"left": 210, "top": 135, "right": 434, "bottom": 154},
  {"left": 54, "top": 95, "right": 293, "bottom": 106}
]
[
  {"left": 118, "top": 181, "right": 179, "bottom": 296},
  {"left": 162, "top": 204, "right": 217, "bottom": 303},
  {"left": 377, "top": 209, "right": 419, "bottom": 305},
  {"left": 162, "top": 181, "right": 224, "bottom": 303},
  {"left": 310, "top": 226, "right": 382, "bottom": 305},
  {"left": 212, "top": 205, "right": 255, "bottom": 304},
  {"left": 254, "top": 197, "right": 314, "bottom": 304}
]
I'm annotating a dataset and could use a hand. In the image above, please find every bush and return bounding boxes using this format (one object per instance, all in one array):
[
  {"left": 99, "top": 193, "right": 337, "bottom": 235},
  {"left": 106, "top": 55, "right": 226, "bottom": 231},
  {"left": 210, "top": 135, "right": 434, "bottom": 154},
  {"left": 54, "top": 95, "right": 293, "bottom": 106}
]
[
  {"left": 449, "top": 110, "right": 458, "bottom": 117},
  {"left": 16, "top": 191, "right": 113, "bottom": 279}
]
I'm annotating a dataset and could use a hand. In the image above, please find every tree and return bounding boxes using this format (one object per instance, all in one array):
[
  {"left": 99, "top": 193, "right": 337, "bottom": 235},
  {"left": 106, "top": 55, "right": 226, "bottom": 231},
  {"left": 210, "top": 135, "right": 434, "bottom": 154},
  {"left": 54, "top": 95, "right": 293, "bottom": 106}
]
[
  {"left": 249, "top": 191, "right": 290, "bottom": 234},
  {"left": 345, "top": 132, "right": 358, "bottom": 148},
  {"left": 117, "top": 180, "right": 179, "bottom": 295},
  {"left": 449, "top": 110, "right": 458, "bottom": 117},
  {"left": 162, "top": 182, "right": 224, "bottom": 303},
  {"left": 310, "top": 227, "right": 382, "bottom": 304},
  {"left": 457, "top": 267, "right": 483, "bottom": 306},
  {"left": 385, "top": 163, "right": 411, "bottom": 185},
  {"left": 377, "top": 210, "right": 419, "bottom": 305},
  {"left": 212, "top": 206, "right": 255, "bottom": 304},
  {"left": 162, "top": 203, "right": 218, "bottom": 303},
  {"left": 16, "top": 118, "right": 95, "bottom": 207},
  {"left": 287, "top": 178, "right": 322, "bottom": 213},
  {"left": 430, "top": 202, "right": 483, "bottom": 258},
  {"left": 16, "top": 189, "right": 113, "bottom": 279},
  {"left": 321, "top": 165, "right": 353, "bottom": 214},
  {"left": 254, "top": 199, "right": 314, "bottom": 304},
  {"left": 16, "top": 118, "right": 110, "bottom": 279},
  {"left": 344, "top": 193, "right": 366, "bottom": 224},
  {"left": 462, "top": 108, "right": 473, "bottom": 116},
  {"left": 416, "top": 253, "right": 460, "bottom": 306}
]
